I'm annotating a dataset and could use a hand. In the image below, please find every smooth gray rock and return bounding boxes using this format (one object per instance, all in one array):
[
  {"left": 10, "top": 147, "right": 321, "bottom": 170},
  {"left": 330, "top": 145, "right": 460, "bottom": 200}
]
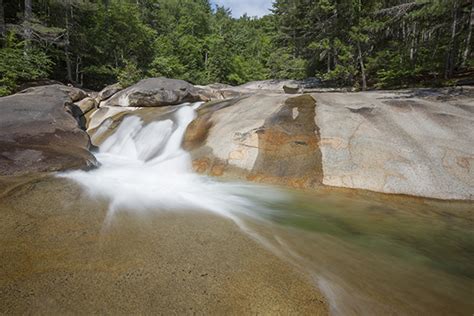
[
  {"left": 313, "top": 88, "right": 474, "bottom": 200},
  {"left": 184, "top": 88, "right": 474, "bottom": 200},
  {"left": 283, "top": 84, "right": 300, "bottom": 94},
  {"left": 0, "top": 86, "right": 96, "bottom": 176},
  {"left": 101, "top": 77, "right": 205, "bottom": 107},
  {"left": 98, "top": 83, "right": 122, "bottom": 101},
  {"left": 238, "top": 79, "right": 300, "bottom": 91},
  {"left": 20, "top": 84, "right": 88, "bottom": 102}
]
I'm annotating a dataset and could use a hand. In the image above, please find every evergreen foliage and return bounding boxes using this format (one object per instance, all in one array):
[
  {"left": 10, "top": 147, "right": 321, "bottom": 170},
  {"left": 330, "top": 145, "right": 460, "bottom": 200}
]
[{"left": 0, "top": 0, "right": 472, "bottom": 95}]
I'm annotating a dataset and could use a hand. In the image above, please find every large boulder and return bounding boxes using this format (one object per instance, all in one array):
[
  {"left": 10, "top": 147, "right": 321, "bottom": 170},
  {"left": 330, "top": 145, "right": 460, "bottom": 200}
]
[
  {"left": 0, "top": 85, "right": 96, "bottom": 176},
  {"left": 20, "top": 84, "right": 88, "bottom": 102},
  {"left": 101, "top": 77, "right": 206, "bottom": 107},
  {"left": 16, "top": 79, "right": 64, "bottom": 92},
  {"left": 184, "top": 88, "right": 474, "bottom": 200},
  {"left": 314, "top": 88, "right": 474, "bottom": 200},
  {"left": 97, "top": 83, "right": 123, "bottom": 102},
  {"left": 184, "top": 94, "right": 322, "bottom": 187},
  {"left": 283, "top": 84, "right": 300, "bottom": 94}
]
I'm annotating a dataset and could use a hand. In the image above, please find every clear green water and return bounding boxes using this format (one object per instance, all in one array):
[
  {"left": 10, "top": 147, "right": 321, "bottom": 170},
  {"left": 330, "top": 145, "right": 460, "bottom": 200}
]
[
  {"left": 243, "top": 187, "right": 474, "bottom": 315},
  {"left": 1, "top": 176, "right": 472, "bottom": 315}
]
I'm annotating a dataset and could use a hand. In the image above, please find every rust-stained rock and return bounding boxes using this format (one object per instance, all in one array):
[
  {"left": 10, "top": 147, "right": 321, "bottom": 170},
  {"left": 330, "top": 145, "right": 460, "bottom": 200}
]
[
  {"left": 184, "top": 88, "right": 474, "bottom": 200},
  {"left": 184, "top": 94, "right": 323, "bottom": 189},
  {"left": 85, "top": 86, "right": 474, "bottom": 200}
]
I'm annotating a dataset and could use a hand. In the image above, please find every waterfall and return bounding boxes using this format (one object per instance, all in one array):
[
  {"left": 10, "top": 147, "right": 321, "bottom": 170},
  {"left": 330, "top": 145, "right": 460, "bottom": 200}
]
[
  {"left": 59, "top": 103, "right": 285, "bottom": 225},
  {"left": 56, "top": 102, "right": 473, "bottom": 316}
]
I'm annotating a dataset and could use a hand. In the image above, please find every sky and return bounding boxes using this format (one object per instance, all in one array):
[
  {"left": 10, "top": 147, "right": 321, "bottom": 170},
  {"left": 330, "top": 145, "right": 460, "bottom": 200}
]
[{"left": 211, "top": 0, "right": 273, "bottom": 18}]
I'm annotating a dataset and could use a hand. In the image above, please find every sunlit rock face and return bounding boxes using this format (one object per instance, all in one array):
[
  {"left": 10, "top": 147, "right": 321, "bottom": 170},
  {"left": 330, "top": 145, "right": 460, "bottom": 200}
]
[
  {"left": 87, "top": 86, "right": 473, "bottom": 200},
  {"left": 20, "top": 84, "right": 88, "bottom": 102},
  {"left": 75, "top": 97, "right": 97, "bottom": 115},
  {"left": 97, "top": 83, "right": 123, "bottom": 102},
  {"left": 184, "top": 88, "right": 473, "bottom": 200},
  {"left": 184, "top": 94, "right": 323, "bottom": 188},
  {"left": 101, "top": 77, "right": 207, "bottom": 107},
  {"left": 0, "top": 85, "right": 96, "bottom": 176},
  {"left": 314, "top": 89, "right": 474, "bottom": 200}
]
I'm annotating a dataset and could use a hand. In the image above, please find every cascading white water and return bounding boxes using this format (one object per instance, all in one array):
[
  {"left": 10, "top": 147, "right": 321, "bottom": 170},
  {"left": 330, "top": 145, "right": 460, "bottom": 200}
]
[
  {"left": 60, "top": 103, "right": 285, "bottom": 226},
  {"left": 57, "top": 102, "right": 473, "bottom": 316}
]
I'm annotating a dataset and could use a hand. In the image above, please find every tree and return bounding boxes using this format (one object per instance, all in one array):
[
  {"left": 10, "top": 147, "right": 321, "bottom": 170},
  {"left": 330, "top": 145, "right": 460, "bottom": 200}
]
[
  {"left": 23, "top": 0, "right": 32, "bottom": 51},
  {"left": 1, "top": 0, "right": 471, "bottom": 94},
  {"left": 0, "top": 0, "right": 5, "bottom": 45},
  {"left": 0, "top": 34, "right": 52, "bottom": 95},
  {"left": 462, "top": 0, "right": 473, "bottom": 67}
]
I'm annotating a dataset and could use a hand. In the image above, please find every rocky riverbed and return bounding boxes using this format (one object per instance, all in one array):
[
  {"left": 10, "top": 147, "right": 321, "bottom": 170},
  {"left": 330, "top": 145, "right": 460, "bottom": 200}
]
[{"left": 0, "top": 79, "right": 473, "bottom": 315}]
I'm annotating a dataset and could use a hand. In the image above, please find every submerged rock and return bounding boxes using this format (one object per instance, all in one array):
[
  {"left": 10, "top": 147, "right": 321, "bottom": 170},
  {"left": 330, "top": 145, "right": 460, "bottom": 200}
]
[
  {"left": 184, "top": 88, "right": 474, "bottom": 200},
  {"left": 101, "top": 77, "right": 206, "bottom": 107},
  {"left": 0, "top": 85, "right": 96, "bottom": 176}
]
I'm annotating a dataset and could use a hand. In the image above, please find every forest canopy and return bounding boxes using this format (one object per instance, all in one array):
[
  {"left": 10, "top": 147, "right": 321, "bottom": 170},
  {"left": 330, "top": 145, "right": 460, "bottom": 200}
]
[{"left": 0, "top": 0, "right": 472, "bottom": 95}]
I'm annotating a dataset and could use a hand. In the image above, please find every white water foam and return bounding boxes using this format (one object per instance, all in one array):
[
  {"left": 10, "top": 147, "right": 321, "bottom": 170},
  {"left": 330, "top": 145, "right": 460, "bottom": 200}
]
[
  {"left": 59, "top": 103, "right": 285, "bottom": 226},
  {"left": 58, "top": 102, "right": 374, "bottom": 315}
]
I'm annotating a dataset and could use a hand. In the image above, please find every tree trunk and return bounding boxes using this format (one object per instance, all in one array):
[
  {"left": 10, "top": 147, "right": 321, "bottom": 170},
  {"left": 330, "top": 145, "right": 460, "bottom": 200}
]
[
  {"left": 24, "top": 0, "right": 33, "bottom": 51},
  {"left": 357, "top": 41, "right": 367, "bottom": 91},
  {"left": 64, "top": 0, "right": 73, "bottom": 83},
  {"left": 462, "top": 0, "right": 474, "bottom": 67},
  {"left": 327, "top": 50, "right": 331, "bottom": 73},
  {"left": 75, "top": 55, "right": 81, "bottom": 84},
  {"left": 445, "top": 1, "right": 459, "bottom": 78},
  {"left": 410, "top": 23, "right": 417, "bottom": 62},
  {"left": 0, "top": 0, "right": 5, "bottom": 44}
]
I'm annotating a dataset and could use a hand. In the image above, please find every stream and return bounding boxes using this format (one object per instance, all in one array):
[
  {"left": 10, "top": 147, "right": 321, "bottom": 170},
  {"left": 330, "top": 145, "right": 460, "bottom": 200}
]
[{"left": 51, "top": 103, "right": 474, "bottom": 315}]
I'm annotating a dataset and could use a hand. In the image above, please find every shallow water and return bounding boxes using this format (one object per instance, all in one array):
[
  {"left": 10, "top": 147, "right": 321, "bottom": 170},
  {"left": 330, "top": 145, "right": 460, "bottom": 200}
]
[
  {"left": 11, "top": 103, "right": 472, "bottom": 315},
  {"left": 239, "top": 189, "right": 474, "bottom": 315}
]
